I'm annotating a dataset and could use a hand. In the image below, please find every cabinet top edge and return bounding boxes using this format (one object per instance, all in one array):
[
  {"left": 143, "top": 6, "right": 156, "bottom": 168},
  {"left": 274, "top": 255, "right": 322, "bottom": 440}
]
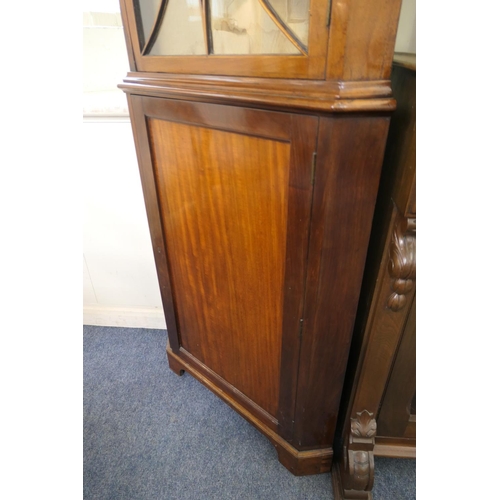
[{"left": 118, "top": 72, "right": 396, "bottom": 114}]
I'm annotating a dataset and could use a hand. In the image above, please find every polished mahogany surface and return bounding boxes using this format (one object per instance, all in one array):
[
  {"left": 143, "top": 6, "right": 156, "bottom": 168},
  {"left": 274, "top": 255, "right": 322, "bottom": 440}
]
[
  {"left": 293, "top": 115, "right": 390, "bottom": 449},
  {"left": 136, "top": 97, "right": 318, "bottom": 421},
  {"left": 377, "top": 297, "right": 416, "bottom": 440},
  {"left": 149, "top": 118, "right": 289, "bottom": 417}
]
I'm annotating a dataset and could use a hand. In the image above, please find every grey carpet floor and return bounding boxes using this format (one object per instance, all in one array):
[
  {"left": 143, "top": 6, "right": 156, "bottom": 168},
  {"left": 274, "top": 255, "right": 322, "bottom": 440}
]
[{"left": 84, "top": 326, "right": 416, "bottom": 500}]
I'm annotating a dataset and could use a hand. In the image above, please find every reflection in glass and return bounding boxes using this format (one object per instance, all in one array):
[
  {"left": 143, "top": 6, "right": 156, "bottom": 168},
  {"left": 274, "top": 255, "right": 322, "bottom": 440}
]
[
  {"left": 267, "top": 0, "right": 309, "bottom": 46},
  {"left": 210, "top": 0, "right": 304, "bottom": 55},
  {"left": 136, "top": 0, "right": 162, "bottom": 49},
  {"left": 134, "top": 0, "right": 310, "bottom": 56},
  {"left": 138, "top": 0, "right": 205, "bottom": 55}
]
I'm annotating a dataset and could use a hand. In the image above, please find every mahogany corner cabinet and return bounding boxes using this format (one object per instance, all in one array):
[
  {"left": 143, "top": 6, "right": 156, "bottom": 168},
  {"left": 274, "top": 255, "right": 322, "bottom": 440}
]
[{"left": 118, "top": 0, "right": 403, "bottom": 476}]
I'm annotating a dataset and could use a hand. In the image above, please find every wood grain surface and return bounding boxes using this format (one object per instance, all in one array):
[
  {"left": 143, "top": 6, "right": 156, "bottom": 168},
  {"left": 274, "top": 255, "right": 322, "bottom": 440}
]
[
  {"left": 148, "top": 118, "right": 289, "bottom": 417},
  {"left": 292, "top": 115, "right": 390, "bottom": 449},
  {"left": 327, "top": 0, "right": 402, "bottom": 80},
  {"left": 377, "top": 296, "right": 416, "bottom": 439}
]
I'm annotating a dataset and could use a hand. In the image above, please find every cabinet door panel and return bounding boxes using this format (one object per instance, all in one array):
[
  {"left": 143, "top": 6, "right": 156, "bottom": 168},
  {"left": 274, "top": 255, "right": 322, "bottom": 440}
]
[
  {"left": 151, "top": 119, "right": 289, "bottom": 416},
  {"left": 130, "top": 96, "right": 317, "bottom": 419}
]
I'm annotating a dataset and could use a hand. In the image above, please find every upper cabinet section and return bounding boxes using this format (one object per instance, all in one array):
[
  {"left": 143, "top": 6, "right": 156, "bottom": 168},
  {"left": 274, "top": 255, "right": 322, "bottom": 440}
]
[
  {"left": 121, "top": 0, "right": 328, "bottom": 78},
  {"left": 120, "top": 0, "right": 403, "bottom": 80}
]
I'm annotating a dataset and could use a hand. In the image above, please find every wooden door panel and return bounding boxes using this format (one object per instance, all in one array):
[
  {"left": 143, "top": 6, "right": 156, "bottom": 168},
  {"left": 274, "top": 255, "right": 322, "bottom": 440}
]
[
  {"left": 132, "top": 97, "right": 318, "bottom": 420},
  {"left": 149, "top": 119, "right": 289, "bottom": 416}
]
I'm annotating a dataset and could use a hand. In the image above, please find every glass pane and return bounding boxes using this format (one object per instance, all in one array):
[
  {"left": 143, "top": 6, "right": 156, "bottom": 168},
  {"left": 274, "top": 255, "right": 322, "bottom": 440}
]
[
  {"left": 210, "top": 0, "right": 301, "bottom": 55},
  {"left": 267, "top": 0, "right": 309, "bottom": 46},
  {"left": 136, "top": 0, "right": 162, "bottom": 46},
  {"left": 137, "top": 0, "right": 205, "bottom": 55}
]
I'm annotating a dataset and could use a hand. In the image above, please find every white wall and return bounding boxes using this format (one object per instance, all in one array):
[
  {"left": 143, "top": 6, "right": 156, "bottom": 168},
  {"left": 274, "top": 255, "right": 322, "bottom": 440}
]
[
  {"left": 395, "top": 0, "right": 416, "bottom": 54},
  {"left": 82, "top": 0, "right": 416, "bottom": 328},
  {"left": 83, "top": 2, "right": 165, "bottom": 328},
  {"left": 83, "top": 118, "right": 166, "bottom": 328}
]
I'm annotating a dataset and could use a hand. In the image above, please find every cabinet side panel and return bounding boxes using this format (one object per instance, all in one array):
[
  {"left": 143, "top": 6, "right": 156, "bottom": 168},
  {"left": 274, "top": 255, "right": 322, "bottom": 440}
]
[
  {"left": 293, "top": 116, "right": 390, "bottom": 448},
  {"left": 377, "top": 296, "right": 416, "bottom": 438},
  {"left": 148, "top": 119, "right": 290, "bottom": 417},
  {"left": 127, "top": 96, "right": 179, "bottom": 349},
  {"left": 327, "top": 0, "right": 403, "bottom": 80}
]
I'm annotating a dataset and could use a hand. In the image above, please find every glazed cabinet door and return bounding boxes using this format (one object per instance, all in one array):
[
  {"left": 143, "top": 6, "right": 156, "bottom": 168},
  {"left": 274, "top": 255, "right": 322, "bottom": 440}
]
[
  {"left": 128, "top": 95, "right": 318, "bottom": 431},
  {"left": 120, "top": 0, "right": 330, "bottom": 78}
]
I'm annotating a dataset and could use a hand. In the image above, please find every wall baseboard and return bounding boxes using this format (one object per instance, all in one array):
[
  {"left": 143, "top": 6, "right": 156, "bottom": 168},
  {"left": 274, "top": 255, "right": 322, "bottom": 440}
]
[{"left": 83, "top": 305, "right": 166, "bottom": 329}]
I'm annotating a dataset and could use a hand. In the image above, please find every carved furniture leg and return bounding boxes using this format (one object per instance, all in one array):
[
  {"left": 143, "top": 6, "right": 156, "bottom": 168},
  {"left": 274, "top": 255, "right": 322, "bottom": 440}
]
[{"left": 332, "top": 410, "right": 376, "bottom": 500}]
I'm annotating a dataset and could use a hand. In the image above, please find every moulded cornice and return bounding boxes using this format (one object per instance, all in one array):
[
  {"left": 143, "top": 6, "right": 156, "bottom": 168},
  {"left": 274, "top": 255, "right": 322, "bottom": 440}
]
[{"left": 119, "top": 72, "right": 396, "bottom": 114}]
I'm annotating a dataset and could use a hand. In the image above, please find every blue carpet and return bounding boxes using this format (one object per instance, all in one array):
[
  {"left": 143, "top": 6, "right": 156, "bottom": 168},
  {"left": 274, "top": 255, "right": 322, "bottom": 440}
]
[{"left": 83, "top": 325, "right": 415, "bottom": 499}]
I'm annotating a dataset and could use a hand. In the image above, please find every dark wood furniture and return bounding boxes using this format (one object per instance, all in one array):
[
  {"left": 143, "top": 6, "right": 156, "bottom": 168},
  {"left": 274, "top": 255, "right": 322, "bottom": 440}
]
[
  {"left": 118, "top": 0, "right": 403, "bottom": 476},
  {"left": 332, "top": 53, "right": 416, "bottom": 498}
]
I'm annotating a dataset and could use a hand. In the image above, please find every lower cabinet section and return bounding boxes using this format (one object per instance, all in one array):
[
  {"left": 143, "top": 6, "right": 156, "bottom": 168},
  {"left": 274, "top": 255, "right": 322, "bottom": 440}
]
[{"left": 126, "top": 93, "right": 389, "bottom": 475}]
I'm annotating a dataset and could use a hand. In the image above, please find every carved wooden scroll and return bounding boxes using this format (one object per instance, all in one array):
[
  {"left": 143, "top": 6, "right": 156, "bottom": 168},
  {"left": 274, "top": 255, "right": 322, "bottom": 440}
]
[
  {"left": 387, "top": 214, "right": 416, "bottom": 312},
  {"left": 348, "top": 410, "right": 377, "bottom": 490},
  {"left": 335, "top": 410, "right": 377, "bottom": 499}
]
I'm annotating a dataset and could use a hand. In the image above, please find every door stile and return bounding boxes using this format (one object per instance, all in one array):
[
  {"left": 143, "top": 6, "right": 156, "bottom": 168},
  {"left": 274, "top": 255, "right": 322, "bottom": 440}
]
[
  {"left": 127, "top": 94, "right": 182, "bottom": 352},
  {"left": 277, "top": 114, "right": 319, "bottom": 442}
]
